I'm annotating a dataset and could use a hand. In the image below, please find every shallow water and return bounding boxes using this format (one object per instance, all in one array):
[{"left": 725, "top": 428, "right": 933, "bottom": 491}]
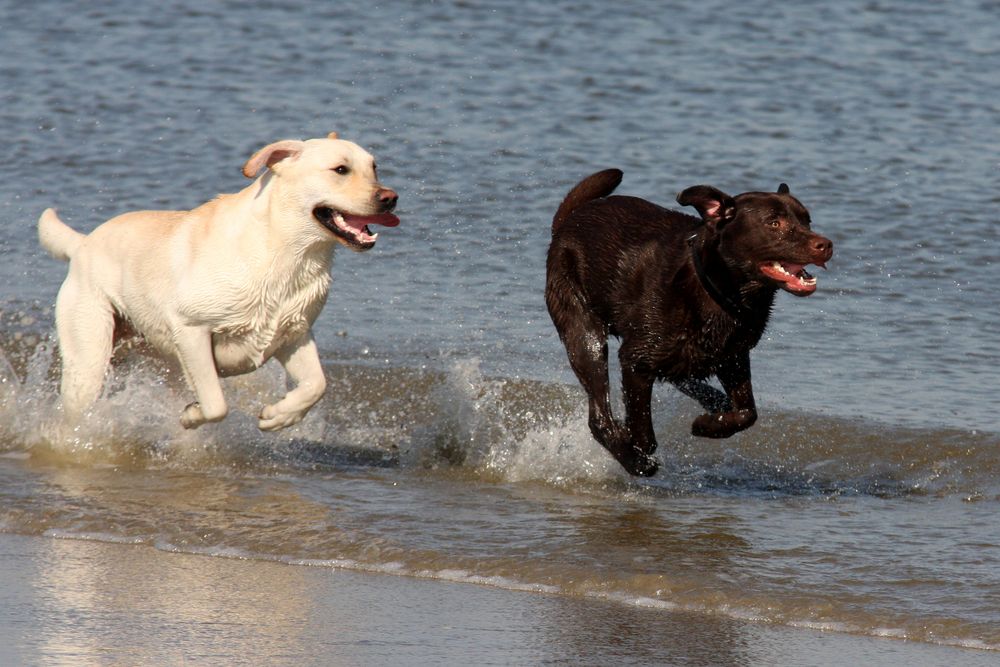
[{"left": 1, "top": 0, "right": 998, "bottom": 658}]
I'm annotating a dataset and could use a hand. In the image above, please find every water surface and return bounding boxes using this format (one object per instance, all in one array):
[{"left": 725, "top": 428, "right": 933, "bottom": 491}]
[{"left": 1, "top": 0, "right": 998, "bottom": 658}]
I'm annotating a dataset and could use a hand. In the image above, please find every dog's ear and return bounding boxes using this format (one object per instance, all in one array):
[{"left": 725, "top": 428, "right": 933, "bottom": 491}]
[
  {"left": 676, "top": 185, "right": 736, "bottom": 228},
  {"left": 241, "top": 140, "right": 305, "bottom": 178},
  {"left": 777, "top": 183, "right": 790, "bottom": 194}
]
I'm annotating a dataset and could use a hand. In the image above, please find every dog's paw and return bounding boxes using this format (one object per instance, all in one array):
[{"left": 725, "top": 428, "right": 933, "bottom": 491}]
[
  {"left": 180, "top": 401, "right": 228, "bottom": 429},
  {"left": 180, "top": 402, "right": 205, "bottom": 429},
  {"left": 602, "top": 440, "right": 659, "bottom": 477},
  {"left": 691, "top": 409, "right": 756, "bottom": 438},
  {"left": 621, "top": 449, "right": 659, "bottom": 477},
  {"left": 258, "top": 405, "right": 306, "bottom": 432}
]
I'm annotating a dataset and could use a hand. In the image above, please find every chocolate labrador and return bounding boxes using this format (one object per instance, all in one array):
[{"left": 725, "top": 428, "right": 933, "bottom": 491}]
[{"left": 545, "top": 169, "right": 832, "bottom": 476}]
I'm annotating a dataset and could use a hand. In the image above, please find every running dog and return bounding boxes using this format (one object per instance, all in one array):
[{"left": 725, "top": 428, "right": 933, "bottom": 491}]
[
  {"left": 39, "top": 132, "right": 399, "bottom": 430},
  {"left": 545, "top": 169, "right": 832, "bottom": 476}
]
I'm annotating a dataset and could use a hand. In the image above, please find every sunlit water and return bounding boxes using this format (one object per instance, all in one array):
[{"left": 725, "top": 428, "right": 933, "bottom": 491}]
[{"left": 1, "top": 0, "right": 998, "bottom": 656}]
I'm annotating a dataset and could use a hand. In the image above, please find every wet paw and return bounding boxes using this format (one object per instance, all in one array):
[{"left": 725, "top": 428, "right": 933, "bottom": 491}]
[
  {"left": 606, "top": 437, "right": 659, "bottom": 477},
  {"left": 622, "top": 449, "right": 659, "bottom": 477},
  {"left": 258, "top": 405, "right": 306, "bottom": 432},
  {"left": 180, "top": 402, "right": 205, "bottom": 429},
  {"left": 691, "top": 409, "right": 755, "bottom": 438},
  {"left": 180, "top": 401, "right": 227, "bottom": 429},
  {"left": 692, "top": 412, "right": 727, "bottom": 438}
]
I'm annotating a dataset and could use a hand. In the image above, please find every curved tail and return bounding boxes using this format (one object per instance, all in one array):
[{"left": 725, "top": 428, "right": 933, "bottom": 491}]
[
  {"left": 551, "top": 168, "right": 623, "bottom": 234},
  {"left": 38, "top": 208, "right": 84, "bottom": 261}
]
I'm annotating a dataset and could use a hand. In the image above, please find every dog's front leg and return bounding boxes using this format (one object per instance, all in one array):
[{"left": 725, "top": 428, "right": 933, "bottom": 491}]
[
  {"left": 619, "top": 363, "right": 661, "bottom": 477},
  {"left": 691, "top": 352, "right": 757, "bottom": 438},
  {"left": 174, "top": 326, "right": 229, "bottom": 429},
  {"left": 672, "top": 378, "right": 733, "bottom": 413},
  {"left": 258, "top": 332, "right": 326, "bottom": 431}
]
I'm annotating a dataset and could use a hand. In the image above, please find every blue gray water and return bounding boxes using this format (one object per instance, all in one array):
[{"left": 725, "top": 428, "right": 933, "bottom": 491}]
[{"left": 1, "top": 0, "right": 998, "bottom": 659}]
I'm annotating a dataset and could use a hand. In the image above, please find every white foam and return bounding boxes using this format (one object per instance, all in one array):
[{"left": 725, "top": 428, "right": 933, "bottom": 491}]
[
  {"left": 788, "top": 619, "right": 854, "bottom": 633},
  {"left": 28, "top": 527, "right": 1000, "bottom": 654},
  {"left": 401, "top": 357, "right": 629, "bottom": 485},
  {"left": 422, "top": 569, "right": 560, "bottom": 594},
  {"left": 485, "top": 416, "right": 625, "bottom": 484},
  {"left": 156, "top": 542, "right": 256, "bottom": 561},
  {"left": 0, "top": 338, "right": 342, "bottom": 467},
  {"left": 593, "top": 591, "right": 680, "bottom": 611},
  {"left": 4, "top": 343, "right": 628, "bottom": 489},
  {"left": 43, "top": 529, "right": 148, "bottom": 545}
]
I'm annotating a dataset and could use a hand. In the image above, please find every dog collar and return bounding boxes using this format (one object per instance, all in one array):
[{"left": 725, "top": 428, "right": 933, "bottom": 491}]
[{"left": 687, "top": 235, "right": 752, "bottom": 320}]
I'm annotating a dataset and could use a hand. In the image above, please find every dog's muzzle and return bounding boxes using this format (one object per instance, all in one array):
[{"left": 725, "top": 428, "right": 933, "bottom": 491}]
[{"left": 313, "top": 203, "right": 400, "bottom": 251}]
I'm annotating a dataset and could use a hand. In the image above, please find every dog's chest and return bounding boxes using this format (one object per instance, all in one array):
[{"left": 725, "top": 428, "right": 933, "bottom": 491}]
[
  {"left": 652, "top": 313, "right": 766, "bottom": 378},
  {"left": 210, "top": 270, "right": 331, "bottom": 374}
]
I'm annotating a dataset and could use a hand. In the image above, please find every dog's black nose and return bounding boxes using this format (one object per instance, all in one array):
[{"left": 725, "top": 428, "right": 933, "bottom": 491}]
[{"left": 376, "top": 188, "right": 398, "bottom": 212}]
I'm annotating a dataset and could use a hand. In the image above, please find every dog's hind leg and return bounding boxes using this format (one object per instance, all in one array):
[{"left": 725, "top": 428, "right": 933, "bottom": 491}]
[
  {"left": 547, "top": 279, "right": 658, "bottom": 477},
  {"left": 620, "top": 361, "right": 656, "bottom": 454},
  {"left": 616, "top": 348, "right": 661, "bottom": 477},
  {"left": 54, "top": 279, "right": 114, "bottom": 420},
  {"left": 548, "top": 283, "right": 618, "bottom": 441},
  {"left": 258, "top": 332, "right": 326, "bottom": 431}
]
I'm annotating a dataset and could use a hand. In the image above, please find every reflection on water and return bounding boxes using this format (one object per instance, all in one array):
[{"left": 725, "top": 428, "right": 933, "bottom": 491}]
[
  {"left": 8, "top": 533, "right": 764, "bottom": 666},
  {"left": 2, "top": 427, "right": 998, "bottom": 655},
  {"left": 31, "top": 536, "right": 320, "bottom": 664}
]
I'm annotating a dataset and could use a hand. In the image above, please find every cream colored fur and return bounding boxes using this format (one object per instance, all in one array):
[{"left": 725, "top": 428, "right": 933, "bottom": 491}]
[{"left": 39, "top": 133, "right": 394, "bottom": 430}]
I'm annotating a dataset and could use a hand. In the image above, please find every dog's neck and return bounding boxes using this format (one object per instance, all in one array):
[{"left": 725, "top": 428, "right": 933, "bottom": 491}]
[
  {"left": 221, "top": 177, "right": 336, "bottom": 297},
  {"left": 241, "top": 174, "right": 338, "bottom": 260},
  {"left": 688, "top": 233, "right": 765, "bottom": 321}
]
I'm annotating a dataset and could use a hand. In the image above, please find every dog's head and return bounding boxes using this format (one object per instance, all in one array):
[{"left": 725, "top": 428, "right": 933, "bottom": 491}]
[
  {"left": 677, "top": 183, "right": 833, "bottom": 296},
  {"left": 242, "top": 132, "right": 399, "bottom": 252}
]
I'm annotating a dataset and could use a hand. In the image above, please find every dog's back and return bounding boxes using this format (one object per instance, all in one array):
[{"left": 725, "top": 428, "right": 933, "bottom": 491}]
[{"left": 547, "top": 176, "right": 701, "bottom": 335}]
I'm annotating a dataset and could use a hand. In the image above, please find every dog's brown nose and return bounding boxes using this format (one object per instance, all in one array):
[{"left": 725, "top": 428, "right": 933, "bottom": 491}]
[
  {"left": 812, "top": 235, "right": 833, "bottom": 261},
  {"left": 376, "top": 188, "right": 398, "bottom": 211}
]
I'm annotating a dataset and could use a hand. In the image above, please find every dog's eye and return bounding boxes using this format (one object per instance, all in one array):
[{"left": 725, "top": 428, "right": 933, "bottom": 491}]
[
  {"left": 769, "top": 219, "right": 782, "bottom": 228},
  {"left": 332, "top": 165, "right": 350, "bottom": 175}
]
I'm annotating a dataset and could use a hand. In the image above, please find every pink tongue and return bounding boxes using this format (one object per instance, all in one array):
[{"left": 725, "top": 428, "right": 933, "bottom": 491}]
[
  {"left": 759, "top": 262, "right": 812, "bottom": 291},
  {"left": 342, "top": 212, "right": 400, "bottom": 228}
]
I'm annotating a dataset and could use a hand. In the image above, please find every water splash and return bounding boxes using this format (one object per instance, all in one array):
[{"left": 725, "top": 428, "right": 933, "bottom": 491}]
[
  {"left": 399, "top": 357, "right": 625, "bottom": 484},
  {"left": 1, "top": 336, "right": 997, "bottom": 497},
  {"left": 0, "top": 338, "right": 340, "bottom": 469}
]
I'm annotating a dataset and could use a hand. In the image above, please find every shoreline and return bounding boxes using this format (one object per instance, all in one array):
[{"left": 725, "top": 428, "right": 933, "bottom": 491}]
[{"left": 1, "top": 532, "right": 995, "bottom": 666}]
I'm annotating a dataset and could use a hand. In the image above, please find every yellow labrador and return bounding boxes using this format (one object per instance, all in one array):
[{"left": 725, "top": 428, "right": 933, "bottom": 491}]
[{"left": 38, "top": 132, "right": 399, "bottom": 431}]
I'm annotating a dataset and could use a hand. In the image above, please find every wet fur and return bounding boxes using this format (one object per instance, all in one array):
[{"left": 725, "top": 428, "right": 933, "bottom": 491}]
[
  {"left": 39, "top": 134, "right": 398, "bottom": 431},
  {"left": 545, "top": 169, "right": 832, "bottom": 476}
]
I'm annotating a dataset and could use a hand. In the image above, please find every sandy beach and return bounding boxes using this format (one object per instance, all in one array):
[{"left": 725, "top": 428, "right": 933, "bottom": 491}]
[{"left": 0, "top": 532, "right": 993, "bottom": 666}]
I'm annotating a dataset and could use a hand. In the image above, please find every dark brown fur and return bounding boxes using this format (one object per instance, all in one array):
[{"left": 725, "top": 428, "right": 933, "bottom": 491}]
[{"left": 545, "top": 169, "right": 833, "bottom": 476}]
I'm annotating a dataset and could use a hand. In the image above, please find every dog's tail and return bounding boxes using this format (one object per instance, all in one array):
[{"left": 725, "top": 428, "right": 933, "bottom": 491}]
[
  {"left": 38, "top": 208, "right": 84, "bottom": 262},
  {"left": 552, "top": 168, "right": 623, "bottom": 234}
]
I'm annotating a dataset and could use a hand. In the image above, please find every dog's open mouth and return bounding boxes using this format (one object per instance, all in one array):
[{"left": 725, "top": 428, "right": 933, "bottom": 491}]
[
  {"left": 313, "top": 206, "right": 400, "bottom": 250},
  {"left": 759, "top": 261, "right": 820, "bottom": 296}
]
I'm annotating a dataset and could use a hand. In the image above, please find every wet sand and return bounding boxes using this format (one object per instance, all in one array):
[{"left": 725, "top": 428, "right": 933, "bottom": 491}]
[{"left": 0, "top": 532, "right": 993, "bottom": 666}]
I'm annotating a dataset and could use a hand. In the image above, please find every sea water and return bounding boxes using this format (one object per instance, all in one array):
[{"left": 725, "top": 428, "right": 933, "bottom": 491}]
[{"left": 1, "top": 0, "right": 998, "bottom": 655}]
